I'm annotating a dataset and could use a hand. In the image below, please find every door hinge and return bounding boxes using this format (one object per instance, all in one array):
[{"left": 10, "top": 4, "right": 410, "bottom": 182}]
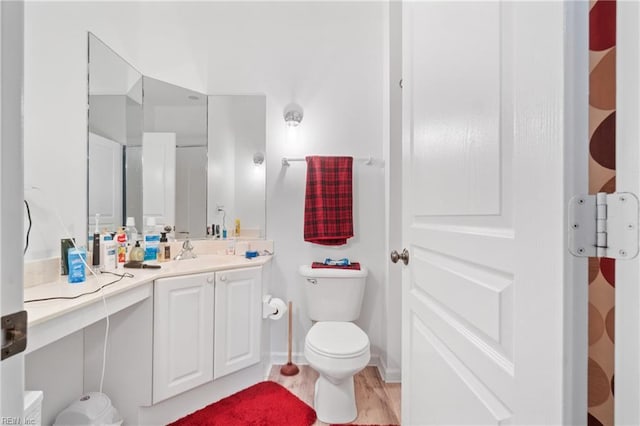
[
  {"left": 1, "top": 310, "right": 27, "bottom": 360},
  {"left": 568, "top": 192, "right": 639, "bottom": 259}
]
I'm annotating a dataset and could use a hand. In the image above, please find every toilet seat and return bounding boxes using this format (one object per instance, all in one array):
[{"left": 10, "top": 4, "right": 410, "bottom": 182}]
[{"left": 306, "top": 322, "right": 369, "bottom": 359}]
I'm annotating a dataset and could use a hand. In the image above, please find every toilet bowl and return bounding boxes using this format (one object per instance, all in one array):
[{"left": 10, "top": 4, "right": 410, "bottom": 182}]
[{"left": 304, "top": 321, "right": 370, "bottom": 424}]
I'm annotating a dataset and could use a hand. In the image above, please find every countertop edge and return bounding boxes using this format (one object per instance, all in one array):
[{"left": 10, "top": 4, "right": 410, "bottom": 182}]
[{"left": 25, "top": 255, "right": 272, "bottom": 327}]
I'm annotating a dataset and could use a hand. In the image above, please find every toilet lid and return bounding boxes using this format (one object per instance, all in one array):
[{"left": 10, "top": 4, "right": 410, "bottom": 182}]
[{"left": 306, "top": 322, "right": 369, "bottom": 358}]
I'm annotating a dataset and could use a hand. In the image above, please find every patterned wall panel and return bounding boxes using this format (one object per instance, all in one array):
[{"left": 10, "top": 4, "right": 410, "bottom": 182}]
[{"left": 588, "top": 1, "right": 616, "bottom": 425}]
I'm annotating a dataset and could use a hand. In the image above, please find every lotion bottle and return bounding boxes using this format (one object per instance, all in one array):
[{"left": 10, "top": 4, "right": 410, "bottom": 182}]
[
  {"left": 102, "top": 234, "right": 117, "bottom": 272},
  {"left": 158, "top": 232, "right": 169, "bottom": 262}
]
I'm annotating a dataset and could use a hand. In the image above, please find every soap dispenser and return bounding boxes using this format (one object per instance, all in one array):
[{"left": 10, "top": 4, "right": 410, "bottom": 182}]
[{"left": 129, "top": 241, "right": 144, "bottom": 262}]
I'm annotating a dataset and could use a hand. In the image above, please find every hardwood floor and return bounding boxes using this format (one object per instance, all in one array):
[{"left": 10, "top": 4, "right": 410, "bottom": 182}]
[{"left": 269, "top": 365, "right": 401, "bottom": 425}]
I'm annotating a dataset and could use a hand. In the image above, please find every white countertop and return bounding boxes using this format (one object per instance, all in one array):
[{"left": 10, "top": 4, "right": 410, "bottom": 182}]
[{"left": 24, "top": 254, "right": 272, "bottom": 353}]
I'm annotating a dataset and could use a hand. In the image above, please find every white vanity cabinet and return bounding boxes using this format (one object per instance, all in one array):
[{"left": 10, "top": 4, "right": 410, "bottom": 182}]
[
  {"left": 153, "top": 271, "right": 215, "bottom": 404},
  {"left": 214, "top": 266, "right": 262, "bottom": 379},
  {"left": 152, "top": 266, "right": 263, "bottom": 404},
  {"left": 29, "top": 254, "right": 271, "bottom": 426}
]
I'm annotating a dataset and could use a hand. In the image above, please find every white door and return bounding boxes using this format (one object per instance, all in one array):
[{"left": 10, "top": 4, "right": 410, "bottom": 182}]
[
  {"left": 0, "top": 0, "right": 26, "bottom": 418},
  {"left": 213, "top": 267, "right": 261, "bottom": 380},
  {"left": 401, "top": 2, "right": 588, "bottom": 424},
  {"left": 175, "top": 146, "right": 207, "bottom": 239},
  {"left": 142, "top": 132, "right": 176, "bottom": 229},
  {"left": 614, "top": 3, "right": 640, "bottom": 424},
  {"left": 88, "top": 132, "right": 123, "bottom": 231},
  {"left": 153, "top": 272, "right": 214, "bottom": 404}
]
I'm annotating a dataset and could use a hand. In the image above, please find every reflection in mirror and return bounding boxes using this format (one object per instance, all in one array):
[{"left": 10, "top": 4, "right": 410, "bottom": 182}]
[
  {"left": 88, "top": 34, "right": 267, "bottom": 242},
  {"left": 88, "top": 33, "right": 142, "bottom": 234},
  {"left": 208, "top": 96, "right": 266, "bottom": 238},
  {"left": 142, "top": 77, "right": 207, "bottom": 239}
]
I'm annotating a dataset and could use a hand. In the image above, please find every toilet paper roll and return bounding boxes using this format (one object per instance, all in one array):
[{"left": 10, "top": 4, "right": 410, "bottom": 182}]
[{"left": 267, "top": 298, "right": 287, "bottom": 320}]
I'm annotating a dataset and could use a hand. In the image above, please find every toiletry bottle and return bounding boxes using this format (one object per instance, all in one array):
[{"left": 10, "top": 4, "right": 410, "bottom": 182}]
[
  {"left": 144, "top": 234, "right": 160, "bottom": 262},
  {"left": 101, "top": 233, "right": 116, "bottom": 272},
  {"left": 164, "top": 238, "right": 171, "bottom": 261},
  {"left": 144, "top": 218, "right": 160, "bottom": 262},
  {"left": 129, "top": 240, "right": 144, "bottom": 262},
  {"left": 158, "top": 232, "right": 168, "bottom": 262},
  {"left": 92, "top": 214, "right": 101, "bottom": 269},
  {"left": 235, "top": 219, "right": 241, "bottom": 237},
  {"left": 126, "top": 217, "right": 138, "bottom": 243},
  {"left": 116, "top": 227, "right": 127, "bottom": 268}
]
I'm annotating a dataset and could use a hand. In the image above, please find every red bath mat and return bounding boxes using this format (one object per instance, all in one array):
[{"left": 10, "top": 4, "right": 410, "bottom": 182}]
[{"left": 169, "top": 381, "right": 316, "bottom": 426}]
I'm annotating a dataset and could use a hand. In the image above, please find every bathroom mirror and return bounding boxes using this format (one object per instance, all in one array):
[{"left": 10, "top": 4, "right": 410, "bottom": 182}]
[
  {"left": 88, "top": 33, "right": 143, "bottom": 234},
  {"left": 87, "top": 33, "right": 266, "bottom": 240},
  {"left": 142, "top": 76, "right": 208, "bottom": 239},
  {"left": 207, "top": 95, "right": 266, "bottom": 238}
]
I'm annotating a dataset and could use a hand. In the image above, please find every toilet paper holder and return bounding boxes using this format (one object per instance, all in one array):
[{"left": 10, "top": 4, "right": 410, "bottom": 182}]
[{"left": 262, "top": 295, "right": 287, "bottom": 320}]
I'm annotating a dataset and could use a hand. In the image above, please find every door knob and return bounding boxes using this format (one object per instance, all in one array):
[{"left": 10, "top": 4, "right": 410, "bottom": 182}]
[{"left": 390, "top": 248, "right": 409, "bottom": 265}]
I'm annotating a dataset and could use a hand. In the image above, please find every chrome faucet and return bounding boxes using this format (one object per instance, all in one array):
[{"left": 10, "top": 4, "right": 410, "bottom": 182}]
[{"left": 174, "top": 239, "right": 197, "bottom": 260}]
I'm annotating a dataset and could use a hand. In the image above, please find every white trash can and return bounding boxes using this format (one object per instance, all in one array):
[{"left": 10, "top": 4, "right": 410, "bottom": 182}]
[{"left": 53, "top": 392, "right": 123, "bottom": 426}]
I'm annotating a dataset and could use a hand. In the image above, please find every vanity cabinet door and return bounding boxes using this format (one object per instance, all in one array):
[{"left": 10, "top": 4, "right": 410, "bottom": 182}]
[
  {"left": 214, "top": 266, "right": 262, "bottom": 379},
  {"left": 153, "top": 272, "right": 214, "bottom": 404}
]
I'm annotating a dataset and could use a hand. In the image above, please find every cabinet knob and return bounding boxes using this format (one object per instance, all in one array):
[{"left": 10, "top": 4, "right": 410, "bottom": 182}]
[
  {"left": 207, "top": 276, "right": 214, "bottom": 284},
  {"left": 219, "top": 275, "right": 227, "bottom": 282}
]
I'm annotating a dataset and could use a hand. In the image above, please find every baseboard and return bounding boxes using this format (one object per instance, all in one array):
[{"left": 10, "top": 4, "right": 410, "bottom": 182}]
[
  {"left": 269, "top": 352, "right": 400, "bottom": 382},
  {"left": 270, "top": 351, "right": 308, "bottom": 366},
  {"left": 378, "top": 356, "right": 401, "bottom": 383},
  {"left": 271, "top": 352, "right": 382, "bottom": 367}
]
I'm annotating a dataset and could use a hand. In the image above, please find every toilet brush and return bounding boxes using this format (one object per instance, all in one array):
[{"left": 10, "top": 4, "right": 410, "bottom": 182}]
[{"left": 280, "top": 301, "right": 300, "bottom": 376}]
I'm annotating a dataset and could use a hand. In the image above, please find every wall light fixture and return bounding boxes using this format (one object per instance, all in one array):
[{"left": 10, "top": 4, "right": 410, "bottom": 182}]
[
  {"left": 253, "top": 151, "right": 265, "bottom": 165},
  {"left": 283, "top": 103, "right": 303, "bottom": 127}
]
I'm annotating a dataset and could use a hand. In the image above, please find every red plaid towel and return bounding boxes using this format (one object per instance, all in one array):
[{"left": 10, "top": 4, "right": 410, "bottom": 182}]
[
  {"left": 304, "top": 156, "right": 354, "bottom": 246},
  {"left": 311, "top": 262, "right": 361, "bottom": 270}
]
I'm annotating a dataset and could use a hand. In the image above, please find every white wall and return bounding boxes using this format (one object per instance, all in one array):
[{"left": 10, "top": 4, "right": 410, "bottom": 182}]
[
  {"left": 24, "top": 0, "right": 390, "bottom": 373},
  {"left": 24, "top": 2, "right": 145, "bottom": 260},
  {"left": 382, "top": 0, "right": 402, "bottom": 382}
]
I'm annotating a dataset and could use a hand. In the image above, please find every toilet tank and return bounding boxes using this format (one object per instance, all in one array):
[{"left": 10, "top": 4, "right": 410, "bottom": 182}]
[{"left": 299, "top": 265, "right": 368, "bottom": 322}]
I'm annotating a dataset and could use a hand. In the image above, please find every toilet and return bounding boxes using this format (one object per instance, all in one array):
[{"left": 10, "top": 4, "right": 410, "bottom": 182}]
[{"left": 300, "top": 265, "right": 370, "bottom": 424}]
